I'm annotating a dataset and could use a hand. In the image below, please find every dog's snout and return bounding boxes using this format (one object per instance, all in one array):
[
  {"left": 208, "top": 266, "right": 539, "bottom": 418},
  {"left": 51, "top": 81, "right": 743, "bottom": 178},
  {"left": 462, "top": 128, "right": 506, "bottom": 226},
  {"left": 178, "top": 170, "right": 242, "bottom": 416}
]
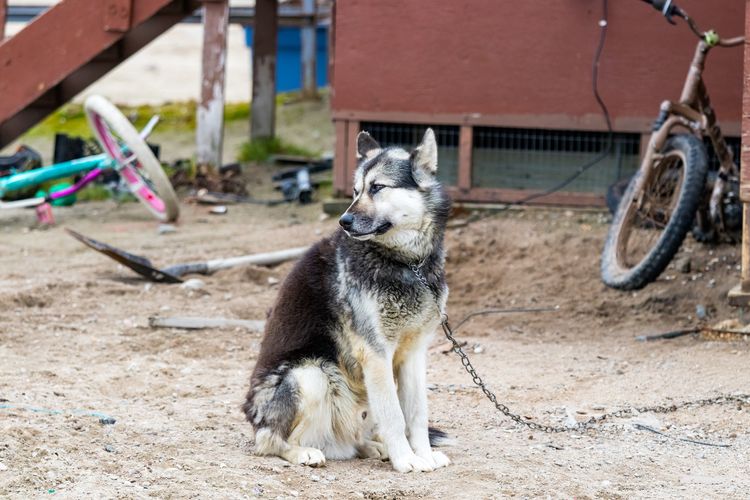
[{"left": 339, "top": 213, "right": 354, "bottom": 229}]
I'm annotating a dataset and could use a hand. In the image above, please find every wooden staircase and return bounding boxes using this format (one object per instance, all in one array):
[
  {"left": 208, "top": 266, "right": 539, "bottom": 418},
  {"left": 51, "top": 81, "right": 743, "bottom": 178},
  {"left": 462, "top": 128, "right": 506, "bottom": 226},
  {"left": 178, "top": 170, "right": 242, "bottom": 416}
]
[{"left": 0, "top": 0, "right": 200, "bottom": 148}]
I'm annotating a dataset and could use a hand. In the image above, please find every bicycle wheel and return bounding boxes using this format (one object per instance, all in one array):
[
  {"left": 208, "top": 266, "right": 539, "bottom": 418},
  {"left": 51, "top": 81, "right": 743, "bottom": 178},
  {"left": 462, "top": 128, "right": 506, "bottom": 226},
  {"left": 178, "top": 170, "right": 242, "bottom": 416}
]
[
  {"left": 84, "top": 95, "right": 179, "bottom": 222},
  {"left": 601, "top": 134, "right": 707, "bottom": 290}
]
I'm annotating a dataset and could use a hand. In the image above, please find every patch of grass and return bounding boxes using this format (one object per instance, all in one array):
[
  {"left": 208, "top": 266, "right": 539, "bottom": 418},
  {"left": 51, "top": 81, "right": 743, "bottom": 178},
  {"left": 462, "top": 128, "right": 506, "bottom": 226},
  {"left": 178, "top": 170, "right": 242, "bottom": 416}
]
[
  {"left": 238, "top": 137, "right": 318, "bottom": 163},
  {"left": 22, "top": 101, "right": 256, "bottom": 140},
  {"left": 75, "top": 184, "right": 114, "bottom": 202},
  {"left": 224, "top": 102, "right": 250, "bottom": 122}
]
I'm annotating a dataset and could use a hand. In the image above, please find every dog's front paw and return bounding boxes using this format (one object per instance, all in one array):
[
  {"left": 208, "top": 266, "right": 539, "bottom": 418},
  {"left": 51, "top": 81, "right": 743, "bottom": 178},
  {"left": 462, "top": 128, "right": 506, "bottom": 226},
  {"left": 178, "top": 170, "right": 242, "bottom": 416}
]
[
  {"left": 430, "top": 450, "right": 451, "bottom": 468},
  {"left": 284, "top": 446, "right": 326, "bottom": 467},
  {"left": 390, "top": 453, "right": 434, "bottom": 473},
  {"left": 415, "top": 448, "right": 450, "bottom": 469}
]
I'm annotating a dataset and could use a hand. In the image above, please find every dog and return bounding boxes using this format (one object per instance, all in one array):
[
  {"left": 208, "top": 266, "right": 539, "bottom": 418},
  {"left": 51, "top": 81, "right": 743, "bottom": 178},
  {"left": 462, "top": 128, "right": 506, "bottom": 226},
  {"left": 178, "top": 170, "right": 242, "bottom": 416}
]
[{"left": 243, "top": 129, "right": 452, "bottom": 473}]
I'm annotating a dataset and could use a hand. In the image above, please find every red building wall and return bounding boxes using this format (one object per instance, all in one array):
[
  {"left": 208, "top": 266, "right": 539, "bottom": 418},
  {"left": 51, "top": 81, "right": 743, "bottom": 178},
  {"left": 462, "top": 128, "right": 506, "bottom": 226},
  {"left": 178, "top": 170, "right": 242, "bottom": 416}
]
[
  {"left": 332, "top": 0, "right": 743, "bottom": 131},
  {"left": 330, "top": 0, "right": 745, "bottom": 203}
]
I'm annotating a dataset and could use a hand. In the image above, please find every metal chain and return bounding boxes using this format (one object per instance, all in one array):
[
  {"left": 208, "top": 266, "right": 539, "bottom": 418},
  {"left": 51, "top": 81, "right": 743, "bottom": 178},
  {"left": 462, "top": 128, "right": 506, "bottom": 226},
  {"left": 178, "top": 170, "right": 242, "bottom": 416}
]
[{"left": 410, "top": 264, "right": 750, "bottom": 433}]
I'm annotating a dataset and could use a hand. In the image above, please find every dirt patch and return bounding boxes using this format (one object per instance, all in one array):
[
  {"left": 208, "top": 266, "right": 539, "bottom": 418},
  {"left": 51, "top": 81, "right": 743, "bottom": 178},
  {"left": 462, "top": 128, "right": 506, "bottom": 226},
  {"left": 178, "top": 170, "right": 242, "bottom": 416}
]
[{"left": 0, "top": 201, "right": 748, "bottom": 498}]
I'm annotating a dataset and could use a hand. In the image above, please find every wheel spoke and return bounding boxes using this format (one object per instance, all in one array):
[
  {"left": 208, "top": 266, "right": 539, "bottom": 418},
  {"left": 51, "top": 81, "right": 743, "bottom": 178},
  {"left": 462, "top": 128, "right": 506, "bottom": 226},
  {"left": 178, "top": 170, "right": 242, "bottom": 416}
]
[{"left": 617, "top": 150, "right": 686, "bottom": 269}]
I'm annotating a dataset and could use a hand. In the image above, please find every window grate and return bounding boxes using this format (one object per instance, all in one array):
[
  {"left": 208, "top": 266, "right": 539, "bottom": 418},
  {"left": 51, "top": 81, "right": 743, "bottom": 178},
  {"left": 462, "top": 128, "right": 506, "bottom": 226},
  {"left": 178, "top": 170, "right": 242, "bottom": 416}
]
[
  {"left": 472, "top": 126, "right": 641, "bottom": 193},
  {"left": 360, "top": 122, "right": 459, "bottom": 186}
]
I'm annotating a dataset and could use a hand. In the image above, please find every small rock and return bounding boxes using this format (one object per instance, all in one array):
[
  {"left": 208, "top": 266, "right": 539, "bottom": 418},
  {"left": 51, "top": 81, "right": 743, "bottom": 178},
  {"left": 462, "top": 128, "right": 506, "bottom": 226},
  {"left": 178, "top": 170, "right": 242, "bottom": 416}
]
[
  {"left": 0, "top": 462, "right": 7, "bottom": 471},
  {"left": 180, "top": 279, "right": 205, "bottom": 290},
  {"left": 104, "top": 444, "right": 115, "bottom": 453},
  {"left": 473, "top": 344, "right": 485, "bottom": 354},
  {"left": 707, "top": 279, "right": 716, "bottom": 289},
  {"left": 210, "top": 205, "right": 228, "bottom": 215},
  {"left": 319, "top": 213, "right": 330, "bottom": 221},
  {"left": 310, "top": 474, "right": 321, "bottom": 482},
  {"left": 675, "top": 256, "right": 691, "bottom": 273},
  {"left": 252, "top": 485, "right": 264, "bottom": 496},
  {"left": 158, "top": 224, "right": 177, "bottom": 235},
  {"left": 267, "top": 277, "right": 280, "bottom": 286},
  {"left": 696, "top": 304, "right": 707, "bottom": 320}
]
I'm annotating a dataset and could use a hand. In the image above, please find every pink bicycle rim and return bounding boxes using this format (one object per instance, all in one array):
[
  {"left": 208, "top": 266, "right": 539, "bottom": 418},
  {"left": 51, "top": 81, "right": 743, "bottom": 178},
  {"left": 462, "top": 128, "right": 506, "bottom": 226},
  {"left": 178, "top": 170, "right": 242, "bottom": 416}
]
[{"left": 93, "top": 113, "right": 167, "bottom": 215}]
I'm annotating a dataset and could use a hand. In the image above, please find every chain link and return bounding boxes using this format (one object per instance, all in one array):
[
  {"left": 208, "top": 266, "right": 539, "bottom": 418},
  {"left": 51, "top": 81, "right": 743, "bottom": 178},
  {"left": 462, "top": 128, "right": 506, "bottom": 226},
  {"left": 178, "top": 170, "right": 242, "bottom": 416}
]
[{"left": 410, "top": 265, "right": 750, "bottom": 433}]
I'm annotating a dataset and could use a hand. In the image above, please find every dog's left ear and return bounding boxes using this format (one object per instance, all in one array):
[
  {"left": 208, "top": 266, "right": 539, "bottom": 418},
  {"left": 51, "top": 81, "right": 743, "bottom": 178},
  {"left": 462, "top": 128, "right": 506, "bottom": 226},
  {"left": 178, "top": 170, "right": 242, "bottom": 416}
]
[{"left": 411, "top": 128, "right": 438, "bottom": 187}]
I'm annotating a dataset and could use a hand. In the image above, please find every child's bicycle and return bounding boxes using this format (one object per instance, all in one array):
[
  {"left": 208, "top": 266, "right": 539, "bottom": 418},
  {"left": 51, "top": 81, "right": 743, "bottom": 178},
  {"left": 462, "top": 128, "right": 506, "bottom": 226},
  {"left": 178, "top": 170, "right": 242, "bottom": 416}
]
[
  {"left": 600, "top": 0, "right": 743, "bottom": 290},
  {"left": 0, "top": 95, "right": 180, "bottom": 223}
]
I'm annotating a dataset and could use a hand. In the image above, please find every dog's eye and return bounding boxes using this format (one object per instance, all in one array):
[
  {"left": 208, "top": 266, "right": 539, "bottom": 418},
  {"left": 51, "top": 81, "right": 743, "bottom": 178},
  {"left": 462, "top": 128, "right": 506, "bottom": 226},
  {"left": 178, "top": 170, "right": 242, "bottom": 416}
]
[
  {"left": 369, "top": 183, "right": 386, "bottom": 195},
  {"left": 353, "top": 188, "right": 360, "bottom": 197}
]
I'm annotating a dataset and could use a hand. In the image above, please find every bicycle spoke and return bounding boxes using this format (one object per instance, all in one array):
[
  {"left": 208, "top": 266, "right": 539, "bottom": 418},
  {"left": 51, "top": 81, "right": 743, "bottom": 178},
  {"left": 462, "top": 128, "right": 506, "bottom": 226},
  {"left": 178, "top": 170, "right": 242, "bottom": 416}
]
[{"left": 618, "top": 151, "right": 685, "bottom": 269}]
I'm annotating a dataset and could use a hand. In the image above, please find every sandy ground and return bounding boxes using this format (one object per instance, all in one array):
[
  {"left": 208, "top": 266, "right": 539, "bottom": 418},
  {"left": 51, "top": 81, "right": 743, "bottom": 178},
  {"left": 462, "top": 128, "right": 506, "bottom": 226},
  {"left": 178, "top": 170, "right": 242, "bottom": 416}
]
[{"left": 1, "top": 193, "right": 749, "bottom": 499}]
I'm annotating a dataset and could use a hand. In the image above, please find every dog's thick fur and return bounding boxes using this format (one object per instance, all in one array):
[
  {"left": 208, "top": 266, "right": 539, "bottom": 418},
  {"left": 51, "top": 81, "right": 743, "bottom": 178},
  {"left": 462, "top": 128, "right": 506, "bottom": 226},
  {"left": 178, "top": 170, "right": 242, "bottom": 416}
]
[{"left": 243, "top": 129, "right": 452, "bottom": 472}]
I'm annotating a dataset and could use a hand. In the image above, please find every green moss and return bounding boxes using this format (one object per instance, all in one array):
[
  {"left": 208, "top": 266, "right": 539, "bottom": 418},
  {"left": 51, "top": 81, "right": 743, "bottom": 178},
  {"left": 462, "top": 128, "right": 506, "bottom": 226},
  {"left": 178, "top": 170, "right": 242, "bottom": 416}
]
[
  {"left": 21, "top": 101, "right": 258, "bottom": 141},
  {"left": 75, "top": 185, "right": 115, "bottom": 202},
  {"left": 224, "top": 102, "right": 250, "bottom": 122},
  {"left": 238, "top": 137, "right": 318, "bottom": 163}
]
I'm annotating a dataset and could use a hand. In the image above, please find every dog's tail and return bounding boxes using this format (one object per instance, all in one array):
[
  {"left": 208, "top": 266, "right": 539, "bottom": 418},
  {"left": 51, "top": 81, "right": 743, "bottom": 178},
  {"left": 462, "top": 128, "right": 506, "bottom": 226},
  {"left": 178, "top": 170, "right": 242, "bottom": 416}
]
[{"left": 428, "top": 426, "right": 456, "bottom": 447}]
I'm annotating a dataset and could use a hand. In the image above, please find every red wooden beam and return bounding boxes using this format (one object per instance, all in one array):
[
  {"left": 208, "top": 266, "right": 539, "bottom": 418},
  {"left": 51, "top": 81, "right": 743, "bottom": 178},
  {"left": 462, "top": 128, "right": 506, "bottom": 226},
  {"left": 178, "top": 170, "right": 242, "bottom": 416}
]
[
  {"left": 0, "top": 0, "right": 186, "bottom": 125},
  {"left": 0, "top": 0, "right": 199, "bottom": 147}
]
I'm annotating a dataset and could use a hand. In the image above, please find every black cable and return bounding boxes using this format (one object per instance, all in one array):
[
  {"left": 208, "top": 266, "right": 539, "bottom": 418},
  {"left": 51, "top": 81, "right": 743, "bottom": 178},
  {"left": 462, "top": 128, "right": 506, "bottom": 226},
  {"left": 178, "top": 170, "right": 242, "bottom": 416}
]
[{"left": 500, "top": 0, "right": 614, "bottom": 207}]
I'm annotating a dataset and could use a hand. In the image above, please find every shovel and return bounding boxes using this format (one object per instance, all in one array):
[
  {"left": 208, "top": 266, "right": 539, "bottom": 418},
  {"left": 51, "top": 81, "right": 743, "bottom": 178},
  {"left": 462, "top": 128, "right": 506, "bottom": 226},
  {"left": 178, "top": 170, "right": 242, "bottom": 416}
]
[{"left": 66, "top": 228, "right": 307, "bottom": 283}]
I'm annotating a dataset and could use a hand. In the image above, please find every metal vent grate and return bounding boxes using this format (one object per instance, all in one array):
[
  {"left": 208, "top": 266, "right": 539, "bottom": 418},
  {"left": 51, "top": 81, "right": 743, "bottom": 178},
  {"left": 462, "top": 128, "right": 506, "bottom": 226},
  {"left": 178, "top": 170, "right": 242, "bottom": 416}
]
[
  {"left": 359, "top": 122, "right": 459, "bottom": 186},
  {"left": 472, "top": 127, "right": 641, "bottom": 193}
]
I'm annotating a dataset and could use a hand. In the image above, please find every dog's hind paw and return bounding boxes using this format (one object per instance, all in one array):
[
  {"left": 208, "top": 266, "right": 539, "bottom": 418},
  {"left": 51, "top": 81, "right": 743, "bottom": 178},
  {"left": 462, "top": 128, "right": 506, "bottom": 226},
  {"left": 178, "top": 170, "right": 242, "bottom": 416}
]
[
  {"left": 390, "top": 453, "right": 434, "bottom": 473},
  {"left": 284, "top": 446, "right": 326, "bottom": 467}
]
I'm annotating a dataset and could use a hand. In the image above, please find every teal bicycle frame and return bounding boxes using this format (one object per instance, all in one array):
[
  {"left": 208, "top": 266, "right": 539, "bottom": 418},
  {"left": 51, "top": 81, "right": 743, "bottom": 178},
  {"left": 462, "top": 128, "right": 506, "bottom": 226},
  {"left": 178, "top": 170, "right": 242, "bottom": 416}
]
[
  {"left": 0, "top": 154, "right": 114, "bottom": 207},
  {"left": 0, "top": 115, "right": 158, "bottom": 208},
  {"left": 0, "top": 154, "right": 110, "bottom": 195}
]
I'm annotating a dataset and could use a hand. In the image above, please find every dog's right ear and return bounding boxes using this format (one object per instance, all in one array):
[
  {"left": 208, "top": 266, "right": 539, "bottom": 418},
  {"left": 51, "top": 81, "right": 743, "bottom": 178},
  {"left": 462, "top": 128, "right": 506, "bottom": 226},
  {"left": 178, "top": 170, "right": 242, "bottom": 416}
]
[{"left": 356, "top": 131, "right": 381, "bottom": 160}]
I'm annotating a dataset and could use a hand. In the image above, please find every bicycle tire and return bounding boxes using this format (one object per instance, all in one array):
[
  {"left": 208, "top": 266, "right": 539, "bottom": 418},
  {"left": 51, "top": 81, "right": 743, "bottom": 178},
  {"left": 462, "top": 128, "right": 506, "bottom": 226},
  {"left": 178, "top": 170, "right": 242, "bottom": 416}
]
[
  {"left": 601, "top": 134, "right": 707, "bottom": 290},
  {"left": 84, "top": 95, "right": 179, "bottom": 222}
]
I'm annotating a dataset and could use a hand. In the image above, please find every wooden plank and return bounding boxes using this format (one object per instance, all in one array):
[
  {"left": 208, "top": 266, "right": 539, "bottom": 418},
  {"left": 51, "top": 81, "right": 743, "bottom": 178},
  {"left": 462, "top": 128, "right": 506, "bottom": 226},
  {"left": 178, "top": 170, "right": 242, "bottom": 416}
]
[
  {"left": 250, "top": 0, "right": 278, "bottom": 140},
  {"left": 149, "top": 316, "right": 266, "bottom": 332},
  {"left": 0, "top": 0, "right": 6, "bottom": 40},
  {"left": 103, "top": 0, "right": 132, "bottom": 32},
  {"left": 300, "top": 0, "right": 317, "bottom": 98},
  {"left": 196, "top": 0, "right": 229, "bottom": 167},
  {"left": 345, "top": 120, "right": 359, "bottom": 194},
  {"left": 331, "top": 109, "right": 742, "bottom": 137},
  {"left": 333, "top": 120, "right": 348, "bottom": 195},
  {"left": 458, "top": 125, "right": 472, "bottom": 191},
  {"left": 447, "top": 187, "right": 605, "bottom": 207},
  {"left": 739, "top": 0, "right": 750, "bottom": 294}
]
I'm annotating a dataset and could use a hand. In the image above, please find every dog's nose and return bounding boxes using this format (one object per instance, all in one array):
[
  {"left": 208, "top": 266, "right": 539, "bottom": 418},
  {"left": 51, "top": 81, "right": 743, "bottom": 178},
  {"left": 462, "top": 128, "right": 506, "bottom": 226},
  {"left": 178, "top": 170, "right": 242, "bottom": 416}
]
[{"left": 339, "top": 213, "right": 354, "bottom": 229}]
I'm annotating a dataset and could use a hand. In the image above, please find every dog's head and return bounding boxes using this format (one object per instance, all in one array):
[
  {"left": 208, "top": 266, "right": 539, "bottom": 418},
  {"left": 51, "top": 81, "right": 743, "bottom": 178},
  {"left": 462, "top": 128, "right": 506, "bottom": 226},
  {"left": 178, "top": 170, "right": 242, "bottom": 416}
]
[{"left": 339, "top": 128, "right": 448, "bottom": 249}]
